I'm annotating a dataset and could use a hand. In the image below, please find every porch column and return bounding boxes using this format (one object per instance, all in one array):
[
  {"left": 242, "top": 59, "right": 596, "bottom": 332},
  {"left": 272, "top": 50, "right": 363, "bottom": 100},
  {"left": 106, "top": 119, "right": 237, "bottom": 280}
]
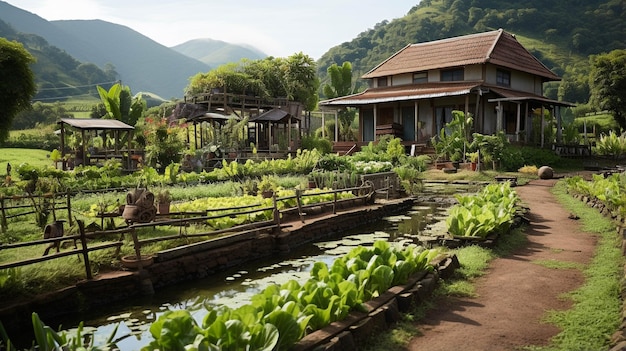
[
  {"left": 541, "top": 105, "right": 545, "bottom": 147},
  {"left": 373, "top": 104, "right": 378, "bottom": 141},
  {"left": 321, "top": 112, "right": 326, "bottom": 138},
  {"left": 334, "top": 110, "right": 339, "bottom": 142},
  {"left": 525, "top": 103, "right": 531, "bottom": 142},
  {"left": 414, "top": 101, "right": 419, "bottom": 142},
  {"left": 496, "top": 102, "right": 503, "bottom": 132},
  {"left": 464, "top": 95, "right": 470, "bottom": 118},
  {"left": 516, "top": 103, "right": 521, "bottom": 142},
  {"left": 555, "top": 106, "right": 562, "bottom": 143},
  {"left": 475, "top": 92, "right": 481, "bottom": 132}
]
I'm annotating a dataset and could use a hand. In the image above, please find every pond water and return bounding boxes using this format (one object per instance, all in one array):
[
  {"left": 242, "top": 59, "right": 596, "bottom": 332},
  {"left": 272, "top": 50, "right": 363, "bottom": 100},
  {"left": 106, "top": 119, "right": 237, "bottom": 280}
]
[{"left": 48, "top": 182, "right": 480, "bottom": 349}]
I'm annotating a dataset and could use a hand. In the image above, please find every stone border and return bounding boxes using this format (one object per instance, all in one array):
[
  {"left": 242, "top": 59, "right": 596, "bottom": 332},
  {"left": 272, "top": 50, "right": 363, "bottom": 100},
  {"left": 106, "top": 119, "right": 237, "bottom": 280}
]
[{"left": 290, "top": 254, "right": 460, "bottom": 351}]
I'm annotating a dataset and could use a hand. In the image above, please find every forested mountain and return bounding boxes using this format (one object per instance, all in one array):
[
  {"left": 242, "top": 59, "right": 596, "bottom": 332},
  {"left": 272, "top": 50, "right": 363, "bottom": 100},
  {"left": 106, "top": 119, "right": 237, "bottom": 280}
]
[
  {"left": 317, "top": 0, "right": 626, "bottom": 104},
  {"left": 0, "top": 18, "right": 117, "bottom": 101},
  {"left": 0, "top": 1, "right": 260, "bottom": 99},
  {"left": 172, "top": 39, "right": 266, "bottom": 67}
]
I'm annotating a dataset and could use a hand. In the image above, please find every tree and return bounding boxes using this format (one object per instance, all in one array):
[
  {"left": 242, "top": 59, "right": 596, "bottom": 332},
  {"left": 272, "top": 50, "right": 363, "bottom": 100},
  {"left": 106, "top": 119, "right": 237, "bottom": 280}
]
[
  {"left": 186, "top": 53, "right": 319, "bottom": 111},
  {"left": 0, "top": 38, "right": 36, "bottom": 142},
  {"left": 96, "top": 82, "right": 145, "bottom": 126},
  {"left": 13, "top": 102, "right": 73, "bottom": 130},
  {"left": 589, "top": 49, "right": 626, "bottom": 128},
  {"left": 322, "top": 62, "right": 358, "bottom": 141}
]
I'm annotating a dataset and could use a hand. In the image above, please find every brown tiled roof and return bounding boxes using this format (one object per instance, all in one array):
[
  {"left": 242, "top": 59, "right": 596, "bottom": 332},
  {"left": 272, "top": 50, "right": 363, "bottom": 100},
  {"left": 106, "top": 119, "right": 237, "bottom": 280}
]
[
  {"left": 362, "top": 29, "right": 560, "bottom": 81},
  {"left": 320, "top": 81, "right": 483, "bottom": 106},
  {"left": 488, "top": 86, "right": 575, "bottom": 107}
]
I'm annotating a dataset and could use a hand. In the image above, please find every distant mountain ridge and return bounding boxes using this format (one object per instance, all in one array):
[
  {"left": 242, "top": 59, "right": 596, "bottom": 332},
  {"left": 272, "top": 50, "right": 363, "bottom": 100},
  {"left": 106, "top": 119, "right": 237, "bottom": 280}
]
[
  {"left": 172, "top": 38, "right": 266, "bottom": 67},
  {"left": 0, "top": 1, "right": 266, "bottom": 99}
]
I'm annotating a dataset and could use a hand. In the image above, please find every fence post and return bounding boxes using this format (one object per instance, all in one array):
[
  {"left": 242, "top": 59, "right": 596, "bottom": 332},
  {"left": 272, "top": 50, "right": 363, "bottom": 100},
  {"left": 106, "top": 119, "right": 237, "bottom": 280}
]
[
  {"left": 66, "top": 191, "right": 73, "bottom": 227},
  {"left": 130, "top": 227, "right": 144, "bottom": 270},
  {"left": 77, "top": 220, "right": 93, "bottom": 280},
  {"left": 333, "top": 191, "right": 337, "bottom": 214},
  {"left": 0, "top": 196, "right": 6, "bottom": 233},
  {"left": 272, "top": 194, "right": 280, "bottom": 227},
  {"left": 295, "top": 189, "right": 304, "bottom": 223}
]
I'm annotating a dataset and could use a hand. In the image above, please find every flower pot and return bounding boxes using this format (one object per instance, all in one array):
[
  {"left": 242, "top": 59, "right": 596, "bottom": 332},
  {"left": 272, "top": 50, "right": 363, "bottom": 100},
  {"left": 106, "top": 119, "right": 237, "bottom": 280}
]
[
  {"left": 158, "top": 202, "right": 170, "bottom": 215},
  {"left": 471, "top": 162, "right": 477, "bottom": 171},
  {"left": 121, "top": 255, "right": 154, "bottom": 269}
]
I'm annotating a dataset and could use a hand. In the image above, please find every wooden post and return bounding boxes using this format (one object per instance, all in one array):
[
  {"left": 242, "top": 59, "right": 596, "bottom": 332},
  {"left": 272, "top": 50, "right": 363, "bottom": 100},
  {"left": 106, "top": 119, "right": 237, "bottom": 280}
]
[
  {"left": 66, "top": 191, "right": 73, "bottom": 226},
  {"left": 333, "top": 191, "right": 337, "bottom": 214},
  {"left": 130, "top": 227, "right": 144, "bottom": 270},
  {"left": 0, "top": 197, "right": 6, "bottom": 232},
  {"left": 77, "top": 220, "right": 93, "bottom": 280},
  {"left": 272, "top": 194, "right": 280, "bottom": 227},
  {"left": 295, "top": 189, "right": 304, "bottom": 223}
]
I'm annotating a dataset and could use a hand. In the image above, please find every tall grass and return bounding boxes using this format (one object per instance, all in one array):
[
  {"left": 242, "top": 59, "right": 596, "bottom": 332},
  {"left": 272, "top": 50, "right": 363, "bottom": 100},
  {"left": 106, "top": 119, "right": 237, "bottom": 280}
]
[{"left": 527, "top": 181, "right": 622, "bottom": 351}]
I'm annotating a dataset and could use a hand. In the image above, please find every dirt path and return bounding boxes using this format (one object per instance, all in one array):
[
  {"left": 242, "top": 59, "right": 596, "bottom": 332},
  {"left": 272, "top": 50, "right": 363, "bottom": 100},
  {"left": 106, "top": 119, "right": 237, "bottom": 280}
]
[{"left": 407, "top": 179, "right": 598, "bottom": 351}]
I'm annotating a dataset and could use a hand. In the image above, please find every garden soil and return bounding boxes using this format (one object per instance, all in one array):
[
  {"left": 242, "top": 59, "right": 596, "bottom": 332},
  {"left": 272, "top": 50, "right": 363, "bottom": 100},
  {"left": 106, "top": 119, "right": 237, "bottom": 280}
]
[{"left": 407, "top": 178, "right": 598, "bottom": 351}]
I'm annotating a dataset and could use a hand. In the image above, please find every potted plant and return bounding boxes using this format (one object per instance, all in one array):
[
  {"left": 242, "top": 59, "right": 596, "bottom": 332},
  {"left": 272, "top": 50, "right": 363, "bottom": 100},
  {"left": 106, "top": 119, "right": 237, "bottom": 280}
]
[
  {"left": 258, "top": 175, "right": 277, "bottom": 198},
  {"left": 466, "top": 151, "right": 479, "bottom": 171},
  {"left": 156, "top": 189, "right": 172, "bottom": 215}
]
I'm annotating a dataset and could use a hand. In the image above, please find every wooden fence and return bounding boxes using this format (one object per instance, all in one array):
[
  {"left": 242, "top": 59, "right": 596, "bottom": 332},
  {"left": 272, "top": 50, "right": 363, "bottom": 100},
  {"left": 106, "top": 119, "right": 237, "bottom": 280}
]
[
  {"left": 0, "top": 183, "right": 376, "bottom": 279},
  {"left": 0, "top": 192, "right": 73, "bottom": 232}
]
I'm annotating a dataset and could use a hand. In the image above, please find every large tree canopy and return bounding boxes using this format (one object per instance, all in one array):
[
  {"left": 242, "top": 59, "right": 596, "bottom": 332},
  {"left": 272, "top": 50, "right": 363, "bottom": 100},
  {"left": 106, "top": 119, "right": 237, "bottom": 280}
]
[
  {"left": 186, "top": 53, "right": 319, "bottom": 111},
  {"left": 589, "top": 49, "right": 626, "bottom": 128},
  {"left": 0, "top": 38, "right": 36, "bottom": 142}
]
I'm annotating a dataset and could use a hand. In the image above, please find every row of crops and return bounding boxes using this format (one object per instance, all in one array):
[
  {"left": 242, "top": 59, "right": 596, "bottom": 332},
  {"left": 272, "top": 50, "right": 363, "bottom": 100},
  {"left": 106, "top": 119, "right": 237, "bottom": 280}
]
[
  {"left": 5, "top": 241, "right": 440, "bottom": 351},
  {"left": 565, "top": 173, "right": 626, "bottom": 216}
]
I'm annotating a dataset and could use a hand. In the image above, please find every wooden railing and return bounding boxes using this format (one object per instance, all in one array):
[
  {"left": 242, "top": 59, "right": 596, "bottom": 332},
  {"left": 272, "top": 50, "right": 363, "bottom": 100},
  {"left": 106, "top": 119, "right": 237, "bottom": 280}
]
[
  {"left": 0, "top": 192, "right": 73, "bottom": 232},
  {"left": 0, "top": 183, "right": 375, "bottom": 279}
]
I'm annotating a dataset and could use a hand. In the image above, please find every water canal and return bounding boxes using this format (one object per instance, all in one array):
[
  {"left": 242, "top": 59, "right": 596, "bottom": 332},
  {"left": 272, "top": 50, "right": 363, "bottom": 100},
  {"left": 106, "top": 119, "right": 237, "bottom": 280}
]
[{"left": 49, "top": 182, "right": 482, "bottom": 349}]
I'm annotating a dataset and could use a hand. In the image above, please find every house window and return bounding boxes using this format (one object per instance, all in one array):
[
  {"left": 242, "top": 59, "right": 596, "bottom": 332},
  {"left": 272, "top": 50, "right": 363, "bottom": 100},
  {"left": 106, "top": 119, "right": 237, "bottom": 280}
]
[
  {"left": 377, "top": 77, "right": 388, "bottom": 87},
  {"left": 441, "top": 68, "right": 464, "bottom": 81},
  {"left": 496, "top": 69, "right": 511, "bottom": 87},
  {"left": 413, "top": 72, "right": 428, "bottom": 84}
]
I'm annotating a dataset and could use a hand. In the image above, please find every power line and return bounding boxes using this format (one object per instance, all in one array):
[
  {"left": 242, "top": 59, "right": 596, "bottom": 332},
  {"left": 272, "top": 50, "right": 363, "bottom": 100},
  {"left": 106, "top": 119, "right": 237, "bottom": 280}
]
[
  {"left": 32, "top": 93, "right": 100, "bottom": 102},
  {"left": 37, "top": 80, "right": 118, "bottom": 91}
]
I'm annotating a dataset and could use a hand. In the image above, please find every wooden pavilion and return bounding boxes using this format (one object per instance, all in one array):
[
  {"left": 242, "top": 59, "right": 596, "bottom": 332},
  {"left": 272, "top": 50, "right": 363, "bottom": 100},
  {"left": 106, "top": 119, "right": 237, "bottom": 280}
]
[
  {"left": 57, "top": 118, "right": 139, "bottom": 171},
  {"left": 179, "top": 91, "right": 304, "bottom": 154}
]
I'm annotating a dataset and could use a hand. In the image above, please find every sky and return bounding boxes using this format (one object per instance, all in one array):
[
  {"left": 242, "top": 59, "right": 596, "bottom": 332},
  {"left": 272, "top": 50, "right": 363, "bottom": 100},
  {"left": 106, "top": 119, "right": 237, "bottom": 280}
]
[{"left": 6, "top": 0, "right": 417, "bottom": 59}]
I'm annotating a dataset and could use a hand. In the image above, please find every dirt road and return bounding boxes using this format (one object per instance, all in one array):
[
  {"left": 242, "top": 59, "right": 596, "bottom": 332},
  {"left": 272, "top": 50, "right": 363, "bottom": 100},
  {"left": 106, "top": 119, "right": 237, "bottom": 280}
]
[{"left": 407, "top": 179, "right": 597, "bottom": 351}]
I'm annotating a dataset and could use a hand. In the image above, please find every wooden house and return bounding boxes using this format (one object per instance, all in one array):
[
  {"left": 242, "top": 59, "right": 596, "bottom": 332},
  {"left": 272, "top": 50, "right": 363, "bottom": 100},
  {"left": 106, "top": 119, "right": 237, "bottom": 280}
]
[{"left": 319, "top": 29, "right": 574, "bottom": 150}]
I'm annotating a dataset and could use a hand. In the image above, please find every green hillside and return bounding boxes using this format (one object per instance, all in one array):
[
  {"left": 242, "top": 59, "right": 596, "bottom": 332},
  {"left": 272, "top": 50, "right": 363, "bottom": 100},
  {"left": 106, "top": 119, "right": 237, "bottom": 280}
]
[
  {"left": 172, "top": 38, "right": 266, "bottom": 67},
  {"left": 316, "top": 0, "right": 626, "bottom": 104},
  {"left": 0, "top": 19, "right": 116, "bottom": 101}
]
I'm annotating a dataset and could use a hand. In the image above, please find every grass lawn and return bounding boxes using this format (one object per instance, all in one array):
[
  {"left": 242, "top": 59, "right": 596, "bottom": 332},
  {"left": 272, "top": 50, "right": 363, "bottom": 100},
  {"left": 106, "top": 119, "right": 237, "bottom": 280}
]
[{"left": 0, "top": 148, "right": 54, "bottom": 170}]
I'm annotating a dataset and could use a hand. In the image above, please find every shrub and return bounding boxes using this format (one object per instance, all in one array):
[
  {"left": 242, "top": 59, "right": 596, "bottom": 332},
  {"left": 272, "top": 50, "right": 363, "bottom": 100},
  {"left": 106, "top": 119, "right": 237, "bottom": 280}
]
[{"left": 301, "top": 135, "right": 332, "bottom": 154}]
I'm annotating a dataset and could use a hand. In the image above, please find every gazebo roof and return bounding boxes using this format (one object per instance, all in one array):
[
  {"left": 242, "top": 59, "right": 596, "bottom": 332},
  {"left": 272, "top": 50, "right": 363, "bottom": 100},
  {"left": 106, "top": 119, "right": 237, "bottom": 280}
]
[
  {"left": 58, "top": 118, "right": 134, "bottom": 131},
  {"left": 250, "top": 108, "right": 299, "bottom": 123}
]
